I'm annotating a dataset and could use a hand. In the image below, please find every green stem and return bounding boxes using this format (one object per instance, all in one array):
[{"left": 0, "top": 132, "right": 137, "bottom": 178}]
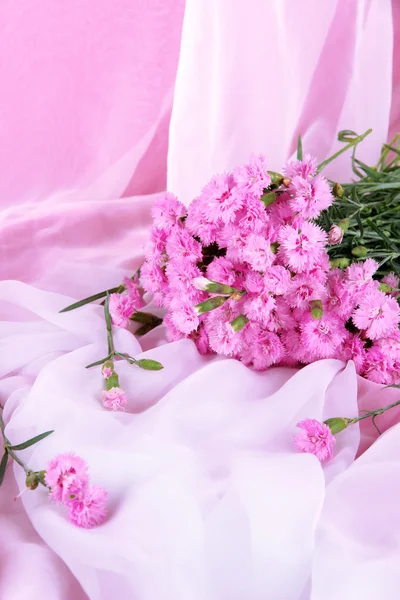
[
  {"left": 0, "top": 411, "right": 30, "bottom": 475},
  {"left": 317, "top": 129, "right": 372, "bottom": 173},
  {"left": 351, "top": 398, "right": 400, "bottom": 425},
  {"left": 104, "top": 294, "right": 115, "bottom": 357}
]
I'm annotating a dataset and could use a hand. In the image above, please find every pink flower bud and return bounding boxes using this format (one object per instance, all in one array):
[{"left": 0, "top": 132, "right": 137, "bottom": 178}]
[{"left": 328, "top": 224, "right": 343, "bottom": 245}]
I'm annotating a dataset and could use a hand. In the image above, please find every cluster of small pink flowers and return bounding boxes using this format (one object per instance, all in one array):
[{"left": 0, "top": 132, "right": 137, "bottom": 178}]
[
  {"left": 141, "top": 153, "right": 400, "bottom": 385},
  {"left": 45, "top": 453, "right": 108, "bottom": 528},
  {"left": 109, "top": 275, "right": 144, "bottom": 328}
]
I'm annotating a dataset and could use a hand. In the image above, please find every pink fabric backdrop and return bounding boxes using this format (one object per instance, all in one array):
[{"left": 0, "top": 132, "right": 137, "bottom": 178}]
[{"left": 1, "top": 1, "right": 400, "bottom": 599}]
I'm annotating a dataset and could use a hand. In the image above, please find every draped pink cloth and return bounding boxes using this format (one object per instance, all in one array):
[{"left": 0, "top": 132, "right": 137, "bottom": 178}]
[{"left": 1, "top": 2, "right": 400, "bottom": 599}]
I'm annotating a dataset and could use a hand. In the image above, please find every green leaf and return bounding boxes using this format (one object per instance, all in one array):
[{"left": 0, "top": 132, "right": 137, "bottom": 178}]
[
  {"left": 85, "top": 356, "right": 111, "bottom": 369},
  {"left": 267, "top": 171, "right": 283, "bottom": 185},
  {"left": 10, "top": 430, "right": 54, "bottom": 451},
  {"left": 353, "top": 158, "right": 380, "bottom": 180},
  {"left": 0, "top": 451, "right": 8, "bottom": 486},
  {"left": 59, "top": 286, "right": 123, "bottom": 313},
  {"left": 135, "top": 321, "right": 163, "bottom": 336},
  {"left": 136, "top": 359, "right": 164, "bottom": 371},
  {"left": 260, "top": 191, "right": 277, "bottom": 207},
  {"left": 131, "top": 311, "right": 162, "bottom": 325},
  {"left": 338, "top": 130, "right": 358, "bottom": 142},
  {"left": 297, "top": 134, "right": 303, "bottom": 160}
]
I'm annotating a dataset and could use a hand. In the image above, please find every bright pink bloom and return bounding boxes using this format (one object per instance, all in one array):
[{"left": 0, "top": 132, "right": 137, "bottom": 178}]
[
  {"left": 338, "top": 332, "right": 366, "bottom": 373},
  {"left": 123, "top": 276, "right": 145, "bottom": 310},
  {"left": 101, "top": 387, "right": 128, "bottom": 411},
  {"left": 244, "top": 271, "right": 265, "bottom": 294},
  {"left": 204, "top": 306, "right": 244, "bottom": 356},
  {"left": 144, "top": 228, "right": 168, "bottom": 263},
  {"left": 163, "top": 313, "right": 186, "bottom": 342},
  {"left": 102, "top": 366, "right": 113, "bottom": 379},
  {"left": 206, "top": 257, "right": 237, "bottom": 286},
  {"left": 166, "top": 260, "right": 202, "bottom": 299},
  {"left": 278, "top": 222, "right": 327, "bottom": 272},
  {"left": 283, "top": 154, "right": 317, "bottom": 180},
  {"left": 235, "top": 196, "right": 268, "bottom": 233},
  {"left": 280, "top": 327, "right": 309, "bottom": 363},
  {"left": 185, "top": 197, "right": 220, "bottom": 246},
  {"left": 241, "top": 323, "right": 285, "bottom": 369},
  {"left": 233, "top": 154, "right": 271, "bottom": 197},
  {"left": 263, "top": 266, "right": 291, "bottom": 295},
  {"left": 68, "top": 485, "right": 108, "bottom": 529},
  {"left": 45, "top": 453, "right": 89, "bottom": 504},
  {"left": 200, "top": 173, "right": 242, "bottom": 224},
  {"left": 294, "top": 419, "right": 335, "bottom": 463},
  {"left": 140, "top": 261, "right": 168, "bottom": 296},
  {"left": 382, "top": 272, "right": 400, "bottom": 296},
  {"left": 166, "top": 228, "right": 202, "bottom": 263},
  {"left": 151, "top": 192, "right": 186, "bottom": 232},
  {"left": 170, "top": 303, "right": 200, "bottom": 335},
  {"left": 301, "top": 313, "right": 346, "bottom": 359},
  {"left": 328, "top": 224, "right": 344, "bottom": 245},
  {"left": 191, "top": 325, "right": 212, "bottom": 355},
  {"left": 286, "top": 274, "right": 326, "bottom": 310},
  {"left": 244, "top": 292, "right": 276, "bottom": 323},
  {"left": 289, "top": 174, "right": 333, "bottom": 219},
  {"left": 363, "top": 347, "right": 394, "bottom": 385},
  {"left": 242, "top": 233, "right": 275, "bottom": 271},
  {"left": 325, "top": 269, "right": 353, "bottom": 320},
  {"left": 376, "top": 330, "right": 400, "bottom": 360},
  {"left": 345, "top": 259, "right": 379, "bottom": 295},
  {"left": 109, "top": 293, "right": 135, "bottom": 328},
  {"left": 352, "top": 289, "right": 400, "bottom": 340}
]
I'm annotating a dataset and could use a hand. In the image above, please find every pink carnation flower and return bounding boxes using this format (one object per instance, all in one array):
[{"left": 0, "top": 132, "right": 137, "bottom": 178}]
[
  {"left": 328, "top": 224, "right": 344, "bottom": 245},
  {"left": 382, "top": 272, "right": 400, "bottom": 296},
  {"left": 300, "top": 313, "right": 346, "bottom": 359},
  {"left": 166, "top": 260, "right": 202, "bottom": 302},
  {"left": 244, "top": 271, "right": 265, "bottom": 294},
  {"left": 170, "top": 303, "right": 200, "bottom": 335},
  {"left": 235, "top": 196, "right": 268, "bottom": 233},
  {"left": 283, "top": 154, "right": 317, "bottom": 180},
  {"left": 263, "top": 266, "right": 291, "bottom": 296},
  {"left": 123, "top": 276, "right": 145, "bottom": 310},
  {"left": 278, "top": 222, "right": 327, "bottom": 273},
  {"left": 352, "top": 289, "right": 400, "bottom": 340},
  {"left": 286, "top": 274, "right": 326, "bottom": 310},
  {"left": 241, "top": 323, "right": 285, "bottom": 369},
  {"left": 101, "top": 387, "right": 128, "bottom": 411},
  {"left": 294, "top": 419, "right": 335, "bottom": 463},
  {"left": 144, "top": 228, "right": 168, "bottom": 263},
  {"left": 345, "top": 259, "right": 379, "bottom": 296},
  {"left": 244, "top": 292, "right": 276, "bottom": 323},
  {"left": 109, "top": 293, "right": 136, "bottom": 328},
  {"left": 233, "top": 154, "right": 271, "bottom": 197},
  {"left": 242, "top": 233, "right": 275, "bottom": 271},
  {"left": 68, "top": 485, "right": 108, "bottom": 529},
  {"left": 166, "top": 228, "right": 202, "bottom": 263},
  {"left": 151, "top": 192, "right": 186, "bottom": 232},
  {"left": 325, "top": 269, "right": 353, "bottom": 320},
  {"left": 376, "top": 330, "right": 400, "bottom": 360},
  {"left": 204, "top": 306, "right": 244, "bottom": 356},
  {"left": 289, "top": 174, "right": 333, "bottom": 219},
  {"left": 45, "top": 453, "right": 89, "bottom": 504},
  {"left": 140, "top": 261, "right": 168, "bottom": 297},
  {"left": 363, "top": 346, "right": 394, "bottom": 385},
  {"left": 200, "top": 173, "right": 242, "bottom": 224},
  {"left": 338, "top": 332, "right": 366, "bottom": 373},
  {"left": 206, "top": 257, "right": 237, "bottom": 286},
  {"left": 163, "top": 313, "right": 186, "bottom": 342},
  {"left": 185, "top": 197, "right": 220, "bottom": 246}
]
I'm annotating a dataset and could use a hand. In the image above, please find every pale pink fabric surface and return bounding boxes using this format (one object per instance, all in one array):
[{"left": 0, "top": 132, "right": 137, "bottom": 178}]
[
  {"left": 1, "top": 1, "right": 400, "bottom": 599},
  {"left": 168, "top": 0, "right": 395, "bottom": 204}
]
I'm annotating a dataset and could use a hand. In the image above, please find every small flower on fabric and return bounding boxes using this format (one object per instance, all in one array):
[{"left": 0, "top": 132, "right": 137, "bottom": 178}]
[
  {"left": 109, "top": 293, "right": 136, "bottom": 328},
  {"left": 151, "top": 192, "right": 187, "bottom": 232},
  {"left": 328, "top": 224, "right": 344, "bottom": 245},
  {"left": 233, "top": 154, "right": 271, "bottom": 197},
  {"left": 68, "top": 485, "right": 108, "bottom": 529},
  {"left": 101, "top": 387, "right": 128, "bottom": 411},
  {"left": 294, "top": 419, "right": 335, "bottom": 463},
  {"left": 352, "top": 289, "right": 400, "bottom": 340},
  {"left": 45, "top": 453, "right": 89, "bottom": 504}
]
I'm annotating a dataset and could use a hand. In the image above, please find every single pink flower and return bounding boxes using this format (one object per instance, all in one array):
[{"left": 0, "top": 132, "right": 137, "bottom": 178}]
[
  {"left": 363, "top": 346, "right": 394, "bottom": 385},
  {"left": 101, "top": 387, "right": 128, "bottom": 411},
  {"left": 338, "top": 332, "right": 366, "bottom": 374},
  {"left": 345, "top": 259, "right": 379, "bottom": 295},
  {"left": 206, "top": 256, "right": 237, "bottom": 286},
  {"left": 283, "top": 154, "right": 317, "bottom": 180},
  {"left": 123, "top": 276, "right": 145, "bottom": 310},
  {"left": 233, "top": 154, "right": 271, "bottom": 197},
  {"left": 263, "top": 266, "right": 291, "bottom": 296},
  {"left": 165, "top": 228, "right": 203, "bottom": 263},
  {"left": 45, "top": 453, "right": 89, "bottom": 504},
  {"left": 151, "top": 192, "right": 186, "bottom": 232},
  {"left": 289, "top": 174, "right": 333, "bottom": 219},
  {"left": 300, "top": 313, "right": 346, "bottom": 359},
  {"left": 244, "top": 292, "right": 276, "bottom": 323},
  {"left": 68, "top": 485, "right": 108, "bottom": 529},
  {"left": 328, "top": 224, "right": 344, "bottom": 245},
  {"left": 278, "top": 222, "right": 327, "bottom": 273},
  {"left": 240, "top": 323, "right": 285, "bottom": 369},
  {"left": 242, "top": 233, "right": 275, "bottom": 271},
  {"left": 382, "top": 272, "right": 400, "bottom": 296},
  {"left": 286, "top": 274, "right": 326, "bottom": 310},
  {"left": 235, "top": 196, "right": 269, "bottom": 233},
  {"left": 102, "top": 367, "right": 113, "bottom": 379},
  {"left": 294, "top": 419, "right": 335, "bottom": 462},
  {"left": 109, "top": 293, "right": 136, "bottom": 328},
  {"left": 199, "top": 173, "right": 242, "bottom": 224},
  {"left": 352, "top": 289, "right": 400, "bottom": 340}
]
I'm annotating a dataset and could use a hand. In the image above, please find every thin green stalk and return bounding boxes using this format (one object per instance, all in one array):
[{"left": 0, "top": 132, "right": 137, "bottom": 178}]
[{"left": 317, "top": 129, "right": 372, "bottom": 172}]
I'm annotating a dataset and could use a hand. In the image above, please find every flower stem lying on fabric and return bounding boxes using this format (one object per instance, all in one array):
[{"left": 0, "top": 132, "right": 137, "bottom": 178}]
[{"left": 295, "top": 395, "right": 400, "bottom": 462}]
